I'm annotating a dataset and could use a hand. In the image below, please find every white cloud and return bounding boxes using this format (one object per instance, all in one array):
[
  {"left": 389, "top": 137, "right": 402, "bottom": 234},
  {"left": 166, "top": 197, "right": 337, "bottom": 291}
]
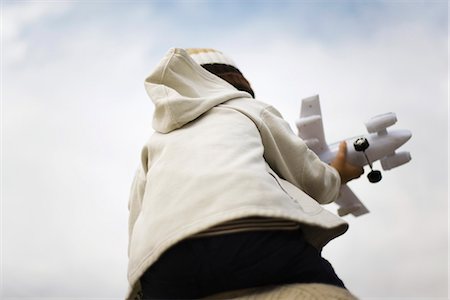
[
  {"left": 2, "top": 2, "right": 72, "bottom": 65},
  {"left": 2, "top": 3, "right": 159, "bottom": 298}
]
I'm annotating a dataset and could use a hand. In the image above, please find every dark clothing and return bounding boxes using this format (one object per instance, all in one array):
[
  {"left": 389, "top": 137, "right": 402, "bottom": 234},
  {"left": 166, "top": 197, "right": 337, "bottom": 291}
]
[{"left": 140, "top": 230, "right": 345, "bottom": 299}]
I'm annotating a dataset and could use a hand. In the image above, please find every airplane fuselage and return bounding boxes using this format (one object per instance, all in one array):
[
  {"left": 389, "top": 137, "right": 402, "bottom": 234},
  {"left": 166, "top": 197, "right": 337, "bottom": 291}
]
[{"left": 317, "top": 129, "right": 412, "bottom": 168}]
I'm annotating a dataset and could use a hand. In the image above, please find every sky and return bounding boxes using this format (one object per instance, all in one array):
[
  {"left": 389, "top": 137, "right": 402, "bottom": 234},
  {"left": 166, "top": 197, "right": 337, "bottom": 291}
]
[{"left": 1, "top": 0, "right": 448, "bottom": 299}]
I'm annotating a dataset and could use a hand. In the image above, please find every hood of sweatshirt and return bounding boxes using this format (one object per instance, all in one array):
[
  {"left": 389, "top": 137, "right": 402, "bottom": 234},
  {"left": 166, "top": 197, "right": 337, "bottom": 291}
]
[{"left": 144, "top": 48, "right": 252, "bottom": 133}]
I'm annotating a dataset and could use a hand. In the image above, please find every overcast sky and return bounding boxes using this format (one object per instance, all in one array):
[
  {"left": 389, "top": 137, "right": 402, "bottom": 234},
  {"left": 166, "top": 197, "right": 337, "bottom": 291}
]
[{"left": 2, "top": 1, "right": 448, "bottom": 299}]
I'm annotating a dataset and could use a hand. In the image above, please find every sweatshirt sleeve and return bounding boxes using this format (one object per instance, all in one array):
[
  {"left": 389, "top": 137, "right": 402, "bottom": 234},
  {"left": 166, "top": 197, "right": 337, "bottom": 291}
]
[{"left": 258, "top": 106, "right": 341, "bottom": 204}]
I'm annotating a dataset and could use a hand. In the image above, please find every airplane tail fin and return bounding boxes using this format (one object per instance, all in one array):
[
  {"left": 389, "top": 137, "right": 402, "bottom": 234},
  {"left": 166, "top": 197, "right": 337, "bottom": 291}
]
[{"left": 296, "top": 95, "right": 329, "bottom": 153}]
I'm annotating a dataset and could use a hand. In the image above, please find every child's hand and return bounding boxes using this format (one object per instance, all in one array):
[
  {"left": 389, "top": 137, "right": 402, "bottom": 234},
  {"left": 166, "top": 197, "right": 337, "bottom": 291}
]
[{"left": 330, "top": 141, "right": 364, "bottom": 184}]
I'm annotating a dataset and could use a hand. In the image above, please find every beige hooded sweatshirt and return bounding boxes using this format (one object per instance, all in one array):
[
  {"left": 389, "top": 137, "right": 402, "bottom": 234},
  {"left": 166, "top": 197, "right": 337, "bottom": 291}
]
[{"left": 126, "top": 48, "right": 348, "bottom": 299}]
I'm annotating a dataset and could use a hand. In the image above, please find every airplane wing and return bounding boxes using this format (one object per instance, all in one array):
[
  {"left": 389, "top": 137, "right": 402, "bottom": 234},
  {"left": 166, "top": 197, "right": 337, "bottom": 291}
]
[
  {"left": 335, "top": 185, "right": 369, "bottom": 217},
  {"left": 296, "top": 95, "right": 329, "bottom": 154}
]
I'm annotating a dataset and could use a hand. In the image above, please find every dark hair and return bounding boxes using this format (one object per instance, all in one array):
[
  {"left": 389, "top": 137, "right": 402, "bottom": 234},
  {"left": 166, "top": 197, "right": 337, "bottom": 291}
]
[{"left": 201, "top": 63, "right": 255, "bottom": 98}]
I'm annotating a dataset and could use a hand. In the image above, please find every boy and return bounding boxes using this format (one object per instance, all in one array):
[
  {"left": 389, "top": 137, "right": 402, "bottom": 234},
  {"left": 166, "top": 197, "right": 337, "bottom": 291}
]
[{"left": 127, "top": 48, "right": 363, "bottom": 299}]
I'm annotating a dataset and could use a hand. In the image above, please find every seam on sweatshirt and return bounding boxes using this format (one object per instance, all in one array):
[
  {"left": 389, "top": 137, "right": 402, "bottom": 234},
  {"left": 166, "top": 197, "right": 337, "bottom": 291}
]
[
  {"left": 257, "top": 106, "right": 269, "bottom": 129},
  {"left": 299, "top": 153, "right": 308, "bottom": 189},
  {"left": 267, "top": 172, "right": 296, "bottom": 201},
  {"left": 259, "top": 106, "right": 304, "bottom": 184},
  {"left": 261, "top": 104, "right": 309, "bottom": 188}
]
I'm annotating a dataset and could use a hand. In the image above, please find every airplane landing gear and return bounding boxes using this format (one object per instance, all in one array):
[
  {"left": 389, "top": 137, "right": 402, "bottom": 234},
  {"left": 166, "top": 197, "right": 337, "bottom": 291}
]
[
  {"left": 354, "top": 138, "right": 382, "bottom": 183},
  {"left": 367, "top": 170, "right": 382, "bottom": 183}
]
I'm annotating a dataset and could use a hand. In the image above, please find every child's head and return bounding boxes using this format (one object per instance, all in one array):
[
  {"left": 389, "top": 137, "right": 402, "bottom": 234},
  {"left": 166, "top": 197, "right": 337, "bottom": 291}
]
[{"left": 186, "top": 48, "right": 255, "bottom": 98}]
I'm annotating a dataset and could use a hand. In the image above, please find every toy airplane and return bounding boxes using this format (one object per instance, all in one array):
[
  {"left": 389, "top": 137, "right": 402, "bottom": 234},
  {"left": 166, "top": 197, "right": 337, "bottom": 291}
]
[{"left": 296, "top": 95, "right": 412, "bottom": 217}]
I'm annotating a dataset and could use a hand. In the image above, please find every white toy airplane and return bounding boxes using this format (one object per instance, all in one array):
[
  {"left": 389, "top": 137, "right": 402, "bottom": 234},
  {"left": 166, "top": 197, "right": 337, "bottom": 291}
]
[{"left": 296, "top": 95, "right": 412, "bottom": 217}]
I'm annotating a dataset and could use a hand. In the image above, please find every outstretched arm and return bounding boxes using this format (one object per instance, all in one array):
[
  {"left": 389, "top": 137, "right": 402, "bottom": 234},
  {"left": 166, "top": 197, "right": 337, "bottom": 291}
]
[{"left": 259, "top": 106, "right": 341, "bottom": 204}]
